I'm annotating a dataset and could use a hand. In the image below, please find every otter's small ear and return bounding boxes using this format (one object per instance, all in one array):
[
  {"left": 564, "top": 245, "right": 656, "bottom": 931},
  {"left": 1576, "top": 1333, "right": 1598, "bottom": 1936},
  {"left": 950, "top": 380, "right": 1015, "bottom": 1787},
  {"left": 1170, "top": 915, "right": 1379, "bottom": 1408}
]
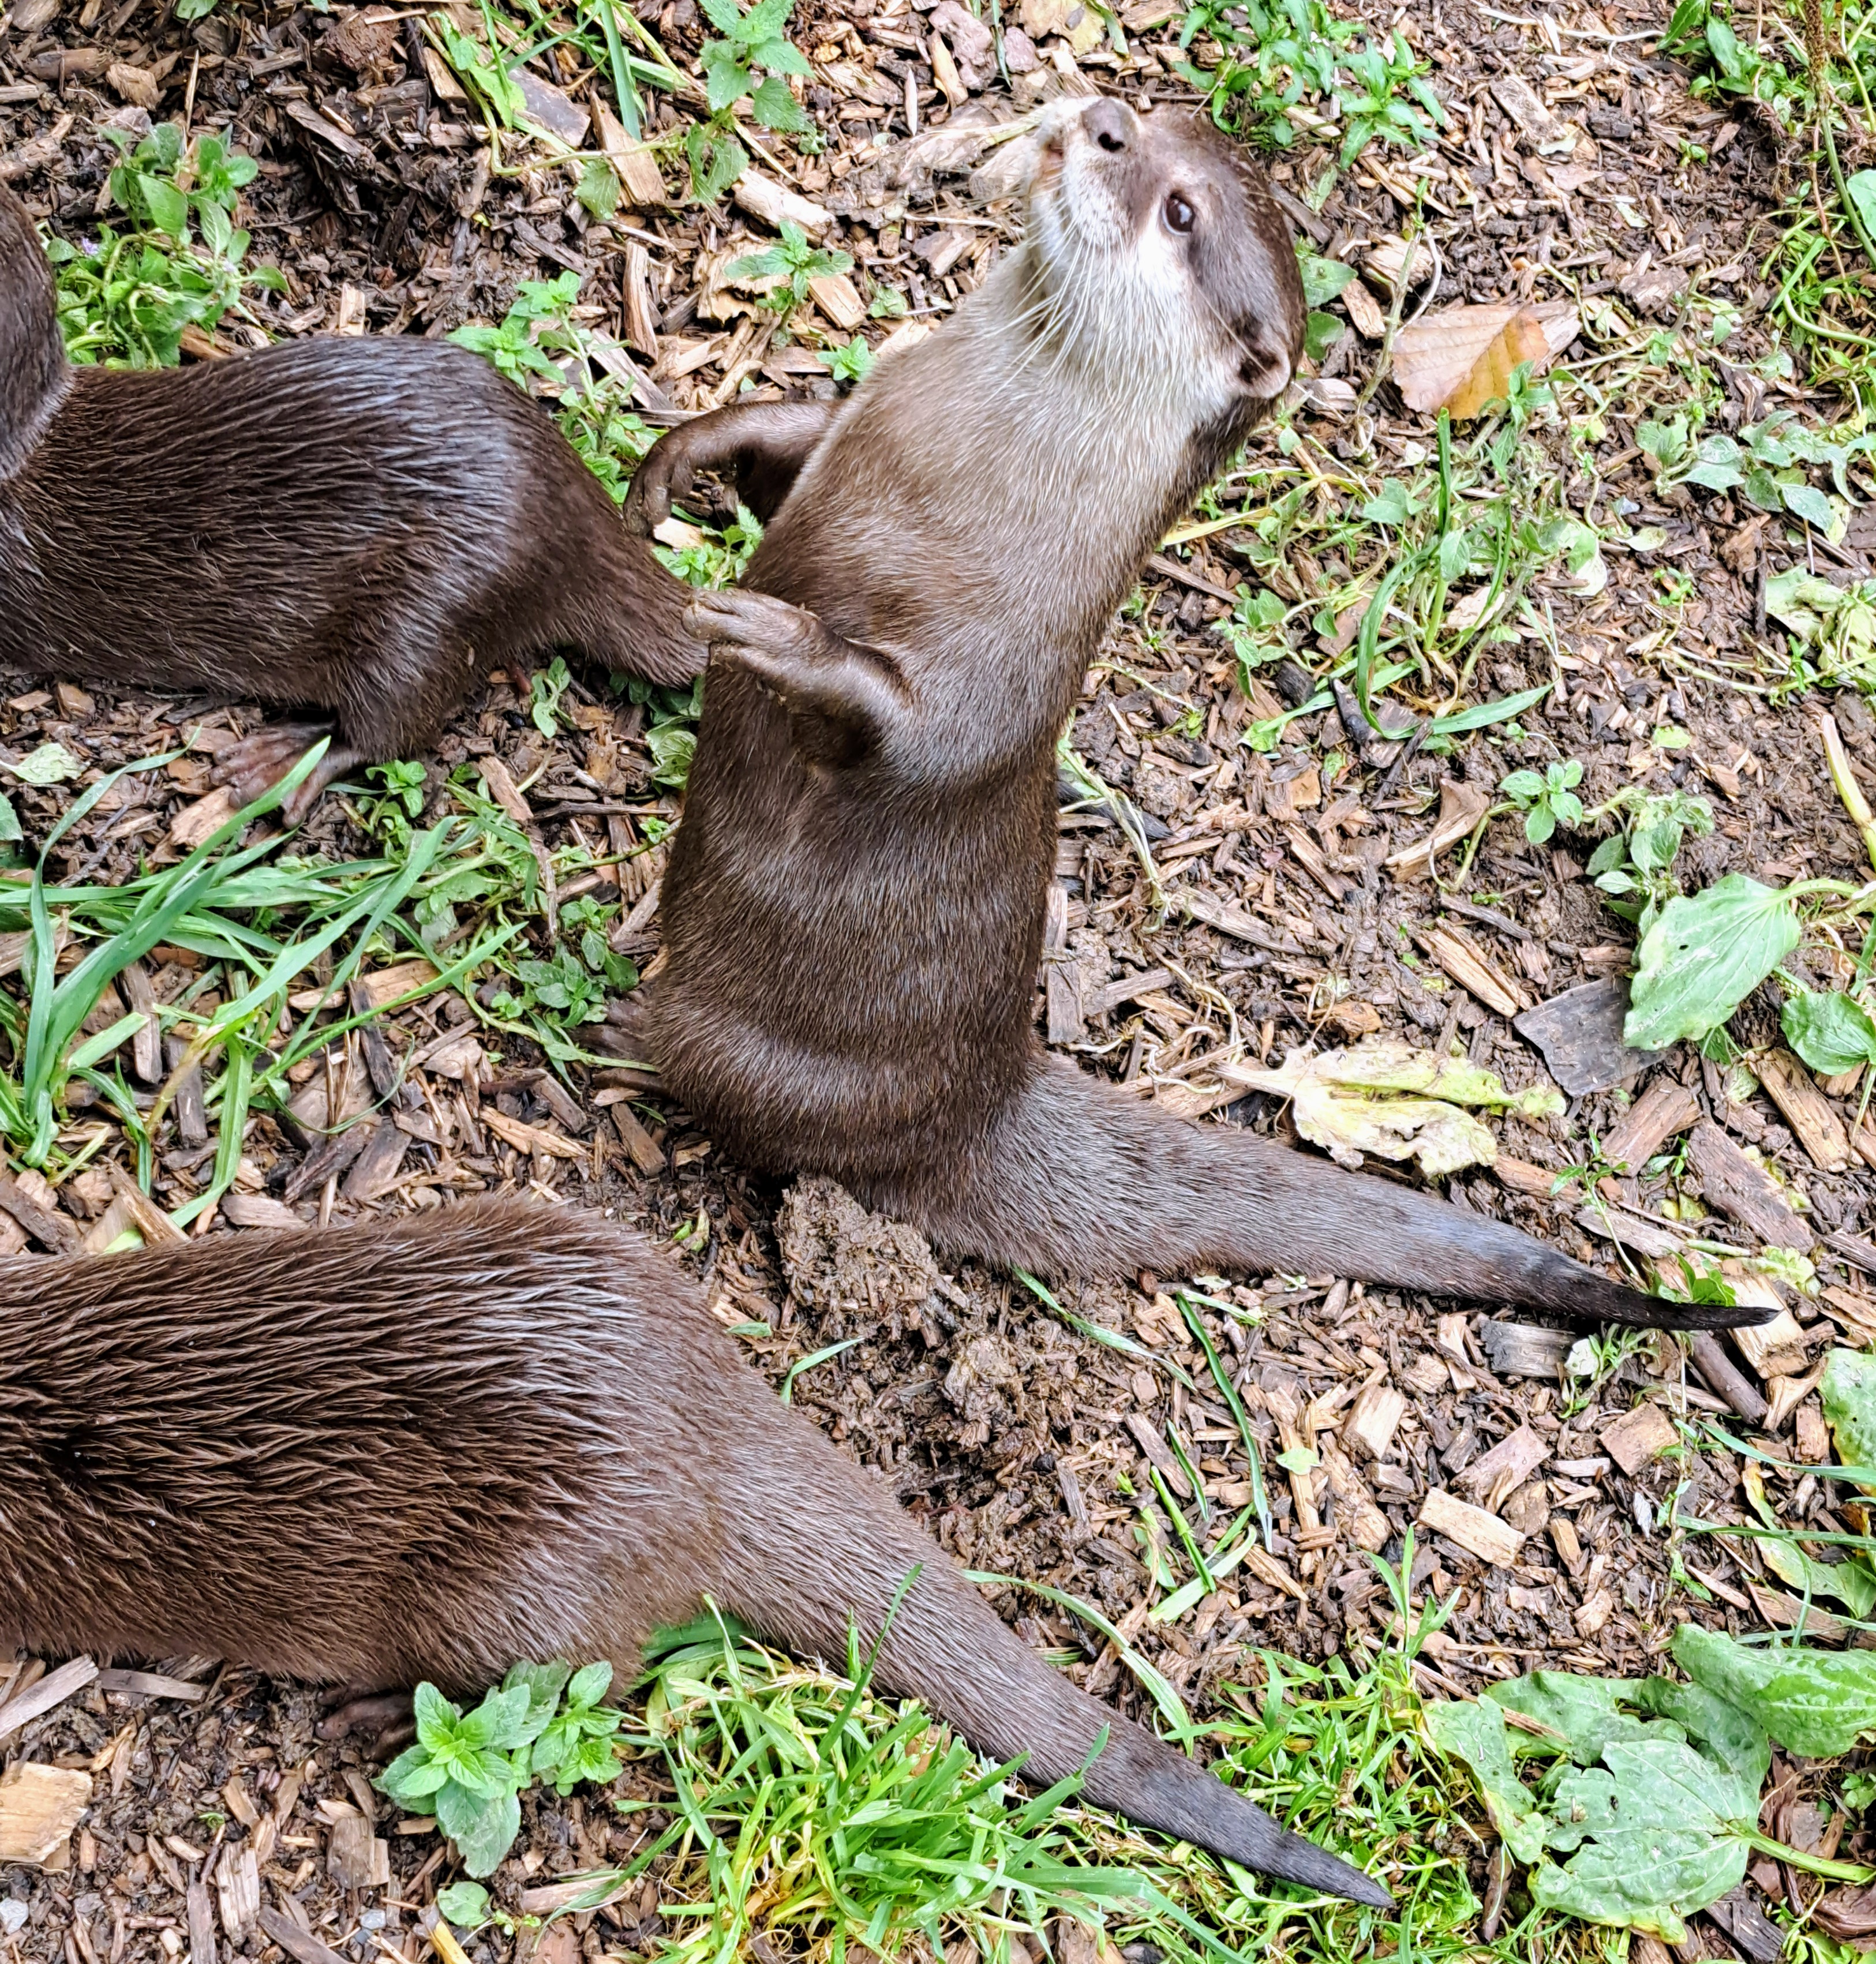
[{"left": 1238, "top": 345, "right": 1293, "bottom": 401}]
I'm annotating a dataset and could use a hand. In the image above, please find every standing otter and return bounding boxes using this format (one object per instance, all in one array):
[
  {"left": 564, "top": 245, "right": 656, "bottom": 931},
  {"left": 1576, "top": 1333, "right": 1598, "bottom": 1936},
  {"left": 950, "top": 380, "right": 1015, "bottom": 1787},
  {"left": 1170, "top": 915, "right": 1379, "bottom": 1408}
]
[
  {"left": 626, "top": 99, "right": 1763, "bottom": 1336},
  {"left": 0, "top": 1202, "right": 1391, "bottom": 1911},
  {"left": 0, "top": 181, "right": 703, "bottom": 819}
]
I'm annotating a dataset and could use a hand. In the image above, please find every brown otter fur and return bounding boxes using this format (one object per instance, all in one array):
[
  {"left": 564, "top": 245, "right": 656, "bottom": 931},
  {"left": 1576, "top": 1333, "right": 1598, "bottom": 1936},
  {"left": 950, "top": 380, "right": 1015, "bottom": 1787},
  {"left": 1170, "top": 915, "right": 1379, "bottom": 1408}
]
[
  {"left": 0, "top": 1202, "right": 1391, "bottom": 1909},
  {"left": 0, "top": 182, "right": 703, "bottom": 819},
  {"left": 627, "top": 99, "right": 1765, "bottom": 1336}
]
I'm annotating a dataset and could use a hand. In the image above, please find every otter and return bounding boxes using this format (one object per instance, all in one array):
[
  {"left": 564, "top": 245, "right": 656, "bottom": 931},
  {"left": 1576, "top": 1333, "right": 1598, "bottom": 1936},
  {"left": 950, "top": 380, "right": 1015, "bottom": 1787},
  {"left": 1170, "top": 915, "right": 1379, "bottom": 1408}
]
[
  {"left": 0, "top": 181, "right": 703, "bottom": 820},
  {"left": 625, "top": 98, "right": 1764, "bottom": 1336},
  {"left": 0, "top": 1202, "right": 1392, "bottom": 1911}
]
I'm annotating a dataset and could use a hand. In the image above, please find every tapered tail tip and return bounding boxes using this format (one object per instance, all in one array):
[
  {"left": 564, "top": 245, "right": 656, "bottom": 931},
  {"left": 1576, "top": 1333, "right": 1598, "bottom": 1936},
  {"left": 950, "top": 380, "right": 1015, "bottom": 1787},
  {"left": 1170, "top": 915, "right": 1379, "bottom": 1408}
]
[
  {"left": 1594, "top": 1278, "right": 1780, "bottom": 1332},
  {"left": 1264, "top": 1831, "right": 1395, "bottom": 1910}
]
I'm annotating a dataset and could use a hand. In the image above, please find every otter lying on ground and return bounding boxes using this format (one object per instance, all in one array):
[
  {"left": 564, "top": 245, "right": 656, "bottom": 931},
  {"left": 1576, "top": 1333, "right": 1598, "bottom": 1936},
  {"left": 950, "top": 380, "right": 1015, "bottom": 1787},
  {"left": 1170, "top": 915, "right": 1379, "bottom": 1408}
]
[
  {"left": 0, "top": 1202, "right": 1392, "bottom": 1910},
  {"left": 0, "top": 180, "right": 702, "bottom": 820}
]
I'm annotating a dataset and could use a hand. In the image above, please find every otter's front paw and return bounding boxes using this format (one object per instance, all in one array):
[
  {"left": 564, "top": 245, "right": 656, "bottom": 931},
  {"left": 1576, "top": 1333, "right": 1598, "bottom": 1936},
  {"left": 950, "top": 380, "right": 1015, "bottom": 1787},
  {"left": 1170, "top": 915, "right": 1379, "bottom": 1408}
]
[
  {"left": 685, "top": 587, "right": 825, "bottom": 655},
  {"left": 621, "top": 443, "right": 695, "bottom": 538}
]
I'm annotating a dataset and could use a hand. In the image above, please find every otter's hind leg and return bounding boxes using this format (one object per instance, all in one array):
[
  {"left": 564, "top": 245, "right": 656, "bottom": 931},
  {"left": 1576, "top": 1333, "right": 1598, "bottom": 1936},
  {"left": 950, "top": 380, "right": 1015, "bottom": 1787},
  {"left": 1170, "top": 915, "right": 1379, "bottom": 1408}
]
[{"left": 214, "top": 724, "right": 368, "bottom": 823}]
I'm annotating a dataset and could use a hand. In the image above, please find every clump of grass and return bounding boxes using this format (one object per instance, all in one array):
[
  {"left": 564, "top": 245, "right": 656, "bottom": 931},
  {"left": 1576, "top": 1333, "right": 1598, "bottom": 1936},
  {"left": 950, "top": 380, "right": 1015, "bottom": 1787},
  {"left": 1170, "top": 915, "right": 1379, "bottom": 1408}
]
[
  {"left": 445, "top": 1581, "right": 1619, "bottom": 1964},
  {"left": 0, "top": 746, "right": 511, "bottom": 1200}
]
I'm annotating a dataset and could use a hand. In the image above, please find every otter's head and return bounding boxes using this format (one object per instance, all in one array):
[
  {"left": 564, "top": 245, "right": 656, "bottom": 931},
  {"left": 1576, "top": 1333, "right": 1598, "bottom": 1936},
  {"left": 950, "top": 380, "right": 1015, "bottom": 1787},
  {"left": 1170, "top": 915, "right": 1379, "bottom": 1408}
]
[{"left": 1024, "top": 97, "right": 1303, "bottom": 422}]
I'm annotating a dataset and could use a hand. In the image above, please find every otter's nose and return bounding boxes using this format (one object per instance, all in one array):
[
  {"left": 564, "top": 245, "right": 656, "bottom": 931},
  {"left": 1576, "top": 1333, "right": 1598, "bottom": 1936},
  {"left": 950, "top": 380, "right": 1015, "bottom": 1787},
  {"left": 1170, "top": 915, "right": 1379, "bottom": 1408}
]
[{"left": 1083, "top": 97, "right": 1134, "bottom": 153}]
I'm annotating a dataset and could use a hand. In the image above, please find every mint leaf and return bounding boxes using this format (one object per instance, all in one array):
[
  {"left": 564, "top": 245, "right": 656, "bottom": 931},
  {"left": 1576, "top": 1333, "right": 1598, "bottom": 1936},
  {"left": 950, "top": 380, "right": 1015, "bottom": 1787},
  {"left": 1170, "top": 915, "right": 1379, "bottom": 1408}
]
[
  {"left": 435, "top": 1882, "right": 490, "bottom": 1929},
  {"left": 1298, "top": 252, "right": 1354, "bottom": 307},
  {"left": 377, "top": 1744, "right": 449, "bottom": 1805},
  {"left": 435, "top": 1779, "right": 522, "bottom": 1879},
  {"left": 413, "top": 1683, "right": 460, "bottom": 1754},
  {"left": 566, "top": 1662, "right": 613, "bottom": 1708},
  {"left": 501, "top": 1662, "right": 572, "bottom": 1745}
]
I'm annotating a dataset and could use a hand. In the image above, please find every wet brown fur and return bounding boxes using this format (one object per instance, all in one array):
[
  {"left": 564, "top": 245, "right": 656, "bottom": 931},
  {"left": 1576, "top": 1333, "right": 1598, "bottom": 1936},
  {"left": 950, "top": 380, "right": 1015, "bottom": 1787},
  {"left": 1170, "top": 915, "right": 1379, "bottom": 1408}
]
[
  {"left": 0, "top": 182, "right": 703, "bottom": 816},
  {"left": 631, "top": 101, "right": 1766, "bottom": 1336},
  {"left": 0, "top": 1204, "right": 1390, "bottom": 1909}
]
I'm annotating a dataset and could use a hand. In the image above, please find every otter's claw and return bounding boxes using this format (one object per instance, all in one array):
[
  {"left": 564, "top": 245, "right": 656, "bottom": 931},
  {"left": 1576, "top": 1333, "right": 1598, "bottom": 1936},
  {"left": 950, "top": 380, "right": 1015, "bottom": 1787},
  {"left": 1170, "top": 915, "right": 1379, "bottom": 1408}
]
[
  {"left": 685, "top": 587, "right": 825, "bottom": 655},
  {"left": 622, "top": 449, "right": 692, "bottom": 538}
]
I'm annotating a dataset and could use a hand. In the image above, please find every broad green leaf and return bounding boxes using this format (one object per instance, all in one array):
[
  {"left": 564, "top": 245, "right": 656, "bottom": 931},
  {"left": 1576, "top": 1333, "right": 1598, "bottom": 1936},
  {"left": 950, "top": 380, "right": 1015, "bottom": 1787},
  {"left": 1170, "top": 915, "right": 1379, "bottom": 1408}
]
[
  {"left": 1500, "top": 770, "right": 1545, "bottom": 801},
  {"left": 567, "top": 1661, "right": 614, "bottom": 1708},
  {"left": 140, "top": 173, "right": 190, "bottom": 241},
  {"left": 576, "top": 156, "right": 621, "bottom": 219},
  {"left": 1624, "top": 875, "right": 1800, "bottom": 1050},
  {"left": 412, "top": 1682, "right": 459, "bottom": 1754},
  {"left": 1302, "top": 310, "right": 1342, "bottom": 362},
  {"left": 501, "top": 1661, "right": 572, "bottom": 1744},
  {"left": 1423, "top": 1697, "right": 1548, "bottom": 1863},
  {"left": 1783, "top": 991, "right": 1876, "bottom": 1075},
  {"left": 1361, "top": 481, "right": 1416, "bottom": 526},
  {"left": 647, "top": 723, "right": 695, "bottom": 787},
  {"left": 1531, "top": 1737, "right": 1750, "bottom": 1939},
  {"left": 1784, "top": 482, "right": 1839, "bottom": 533},
  {"left": 435, "top": 1882, "right": 490, "bottom": 1929},
  {"left": 1428, "top": 1670, "right": 1769, "bottom": 1941},
  {"left": 8, "top": 742, "right": 81, "bottom": 786},
  {"left": 1298, "top": 251, "right": 1355, "bottom": 307},
  {"left": 0, "top": 792, "right": 21, "bottom": 843},
  {"left": 1755, "top": 1530, "right": 1876, "bottom": 1616},
  {"left": 435, "top": 1779, "right": 522, "bottom": 1878},
  {"left": 1674, "top": 1623, "right": 1876, "bottom": 1759},
  {"left": 700, "top": 37, "right": 753, "bottom": 110},
  {"left": 459, "top": 1682, "right": 535, "bottom": 1752},
  {"left": 751, "top": 73, "right": 812, "bottom": 132},
  {"left": 1823, "top": 1348, "right": 1876, "bottom": 1498},
  {"left": 377, "top": 1743, "right": 450, "bottom": 1804}
]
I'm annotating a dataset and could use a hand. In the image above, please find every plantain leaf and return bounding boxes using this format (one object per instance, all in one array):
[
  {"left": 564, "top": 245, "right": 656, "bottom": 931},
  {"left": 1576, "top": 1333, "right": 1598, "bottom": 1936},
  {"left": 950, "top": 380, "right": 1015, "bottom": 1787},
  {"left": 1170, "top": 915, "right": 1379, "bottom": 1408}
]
[
  {"left": 1675, "top": 1623, "right": 1876, "bottom": 1760},
  {"left": 1783, "top": 990, "right": 1876, "bottom": 1075},
  {"left": 1624, "top": 875, "right": 1800, "bottom": 1050}
]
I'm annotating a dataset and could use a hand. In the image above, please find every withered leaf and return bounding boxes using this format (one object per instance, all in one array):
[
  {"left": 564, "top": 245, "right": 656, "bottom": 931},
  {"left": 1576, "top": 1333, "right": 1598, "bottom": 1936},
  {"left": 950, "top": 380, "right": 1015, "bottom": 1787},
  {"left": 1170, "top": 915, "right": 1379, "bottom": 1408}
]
[{"left": 1391, "top": 303, "right": 1553, "bottom": 419}]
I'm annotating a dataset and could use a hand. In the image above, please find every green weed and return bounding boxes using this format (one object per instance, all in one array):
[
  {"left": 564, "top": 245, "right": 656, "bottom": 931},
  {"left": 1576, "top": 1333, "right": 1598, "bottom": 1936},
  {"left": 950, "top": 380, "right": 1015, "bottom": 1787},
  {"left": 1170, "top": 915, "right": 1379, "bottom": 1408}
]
[
  {"left": 1177, "top": 0, "right": 1444, "bottom": 168},
  {"left": 729, "top": 218, "right": 854, "bottom": 316},
  {"left": 379, "top": 1663, "right": 631, "bottom": 1877},
  {"left": 683, "top": 0, "right": 814, "bottom": 196},
  {"left": 46, "top": 124, "right": 283, "bottom": 367},
  {"left": 1499, "top": 758, "right": 1585, "bottom": 846}
]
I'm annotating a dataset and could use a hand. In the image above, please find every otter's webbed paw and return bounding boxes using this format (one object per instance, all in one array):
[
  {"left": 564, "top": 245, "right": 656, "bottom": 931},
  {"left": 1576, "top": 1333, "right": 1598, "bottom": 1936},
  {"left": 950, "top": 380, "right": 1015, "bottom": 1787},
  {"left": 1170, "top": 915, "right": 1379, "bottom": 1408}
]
[
  {"left": 687, "top": 589, "right": 909, "bottom": 769},
  {"left": 623, "top": 402, "right": 836, "bottom": 536}
]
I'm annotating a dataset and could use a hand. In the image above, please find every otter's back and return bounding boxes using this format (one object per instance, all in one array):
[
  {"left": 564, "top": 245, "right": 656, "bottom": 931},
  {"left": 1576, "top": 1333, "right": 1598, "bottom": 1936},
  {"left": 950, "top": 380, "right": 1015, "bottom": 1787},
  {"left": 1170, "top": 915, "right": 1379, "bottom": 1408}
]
[{"left": 0, "top": 1206, "right": 738, "bottom": 1688}]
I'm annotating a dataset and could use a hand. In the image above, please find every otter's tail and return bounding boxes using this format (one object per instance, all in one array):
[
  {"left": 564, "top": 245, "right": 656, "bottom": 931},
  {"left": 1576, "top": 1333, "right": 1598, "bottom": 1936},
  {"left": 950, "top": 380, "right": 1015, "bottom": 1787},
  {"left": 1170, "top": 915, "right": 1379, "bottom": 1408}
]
[
  {"left": 0, "top": 183, "right": 69, "bottom": 480},
  {"left": 880, "top": 1055, "right": 1770, "bottom": 1333},
  {"left": 718, "top": 1400, "right": 1394, "bottom": 1910},
  {"left": 551, "top": 492, "right": 710, "bottom": 688}
]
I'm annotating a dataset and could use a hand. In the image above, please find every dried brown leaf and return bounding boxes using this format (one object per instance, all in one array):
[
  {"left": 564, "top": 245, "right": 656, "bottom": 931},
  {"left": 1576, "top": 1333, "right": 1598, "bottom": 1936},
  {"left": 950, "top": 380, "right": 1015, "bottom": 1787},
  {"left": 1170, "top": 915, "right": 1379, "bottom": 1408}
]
[{"left": 1391, "top": 303, "right": 1552, "bottom": 419}]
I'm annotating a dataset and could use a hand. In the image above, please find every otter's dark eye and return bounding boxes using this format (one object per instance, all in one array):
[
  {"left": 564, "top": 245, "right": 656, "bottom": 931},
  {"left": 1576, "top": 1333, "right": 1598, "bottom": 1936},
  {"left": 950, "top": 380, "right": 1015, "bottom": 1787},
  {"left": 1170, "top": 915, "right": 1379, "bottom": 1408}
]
[{"left": 1164, "top": 192, "right": 1195, "bottom": 235}]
